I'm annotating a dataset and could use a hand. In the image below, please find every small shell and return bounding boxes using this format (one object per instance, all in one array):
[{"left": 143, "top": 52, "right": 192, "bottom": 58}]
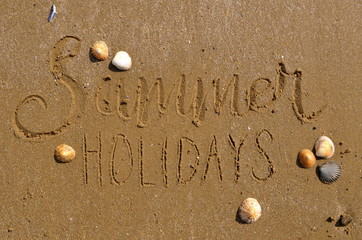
[
  {"left": 318, "top": 161, "right": 341, "bottom": 184},
  {"left": 54, "top": 144, "right": 76, "bottom": 163},
  {"left": 238, "top": 198, "right": 261, "bottom": 224},
  {"left": 298, "top": 149, "right": 316, "bottom": 168},
  {"left": 314, "top": 136, "right": 335, "bottom": 159},
  {"left": 112, "top": 51, "right": 132, "bottom": 70},
  {"left": 91, "top": 41, "right": 109, "bottom": 60}
]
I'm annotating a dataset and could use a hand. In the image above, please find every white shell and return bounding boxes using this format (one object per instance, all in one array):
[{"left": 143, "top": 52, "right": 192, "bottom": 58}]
[
  {"left": 238, "top": 198, "right": 261, "bottom": 224},
  {"left": 112, "top": 51, "right": 132, "bottom": 70},
  {"left": 314, "top": 136, "right": 335, "bottom": 159}
]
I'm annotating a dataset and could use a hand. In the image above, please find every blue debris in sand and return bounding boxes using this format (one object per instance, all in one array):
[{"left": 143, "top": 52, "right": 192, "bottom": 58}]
[{"left": 48, "top": 4, "right": 57, "bottom": 22}]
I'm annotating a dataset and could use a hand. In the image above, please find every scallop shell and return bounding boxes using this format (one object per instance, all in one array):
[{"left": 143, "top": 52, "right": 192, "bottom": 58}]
[
  {"left": 314, "top": 136, "right": 335, "bottom": 159},
  {"left": 298, "top": 149, "right": 316, "bottom": 168},
  {"left": 91, "top": 41, "right": 109, "bottom": 60},
  {"left": 238, "top": 198, "right": 261, "bottom": 224},
  {"left": 112, "top": 51, "right": 132, "bottom": 70},
  {"left": 54, "top": 144, "right": 76, "bottom": 163},
  {"left": 318, "top": 161, "right": 341, "bottom": 184}
]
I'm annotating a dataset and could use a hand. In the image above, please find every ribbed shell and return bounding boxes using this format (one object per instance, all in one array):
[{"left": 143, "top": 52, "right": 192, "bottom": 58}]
[
  {"left": 91, "top": 41, "right": 109, "bottom": 60},
  {"left": 318, "top": 161, "right": 341, "bottom": 184},
  {"left": 238, "top": 198, "right": 261, "bottom": 224}
]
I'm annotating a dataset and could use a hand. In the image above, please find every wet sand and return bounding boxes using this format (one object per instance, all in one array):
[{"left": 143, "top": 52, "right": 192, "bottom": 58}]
[{"left": 0, "top": 0, "right": 361, "bottom": 239}]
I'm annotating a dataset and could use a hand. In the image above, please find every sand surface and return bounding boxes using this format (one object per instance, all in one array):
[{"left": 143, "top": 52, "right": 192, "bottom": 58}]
[{"left": 0, "top": 0, "right": 361, "bottom": 239}]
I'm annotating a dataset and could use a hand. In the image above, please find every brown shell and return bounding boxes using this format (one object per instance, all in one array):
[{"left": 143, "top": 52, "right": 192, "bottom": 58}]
[
  {"left": 298, "top": 149, "right": 316, "bottom": 168},
  {"left": 91, "top": 41, "right": 109, "bottom": 60},
  {"left": 54, "top": 144, "right": 76, "bottom": 163}
]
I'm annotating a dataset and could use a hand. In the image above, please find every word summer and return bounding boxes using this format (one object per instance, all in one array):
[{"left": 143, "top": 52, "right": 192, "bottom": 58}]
[
  {"left": 13, "top": 36, "right": 324, "bottom": 140},
  {"left": 81, "top": 130, "right": 276, "bottom": 187}
]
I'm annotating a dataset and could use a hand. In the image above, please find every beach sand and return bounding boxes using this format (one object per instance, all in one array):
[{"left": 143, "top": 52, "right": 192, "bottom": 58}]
[{"left": 0, "top": 0, "right": 361, "bottom": 238}]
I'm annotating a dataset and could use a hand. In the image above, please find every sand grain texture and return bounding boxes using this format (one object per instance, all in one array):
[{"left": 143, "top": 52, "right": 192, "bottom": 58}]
[{"left": 0, "top": 0, "right": 361, "bottom": 239}]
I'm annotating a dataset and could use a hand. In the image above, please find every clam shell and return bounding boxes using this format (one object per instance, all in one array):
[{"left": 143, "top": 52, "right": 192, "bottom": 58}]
[
  {"left": 238, "top": 198, "right": 261, "bottom": 224},
  {"left": 318, "top": 161, "right": 341, "bottom": 184},
  {"left": 91, "top": 41, "right": 109, "bottom": 60},
  {"left": 314, "top": 136, "right": 335, "bottom": 159},
  {"left": 298, "top": 149, "right": 316, "bottom": 168},
  {"left": 54, "top": 144, "right": 76, "bottom": 163},
  {"left": 112, "top": 51, "right": 132, "bottom": 70}
]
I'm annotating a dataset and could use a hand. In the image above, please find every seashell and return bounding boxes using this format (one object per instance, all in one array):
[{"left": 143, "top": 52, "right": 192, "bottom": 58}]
[
  {"left": 112, "top": 51, "right": 132, "bottom": 70},
  {"left": 317, "top": 161, "right": 341, "bottom": 184},
  {"left": 54, "top": 144, "right": 76, "bottom": 163},
  {"left": 238, "top": 198, "right": 261, "bottom": 224},
  {"left": 298, "top": 149, "right": 316, "bottom": 168},
  {"left": 314, "top": 136, "right": 335, "bottom": 159},
  {"left": 91, "top": 41, "right": 109, "bottom": 60}
]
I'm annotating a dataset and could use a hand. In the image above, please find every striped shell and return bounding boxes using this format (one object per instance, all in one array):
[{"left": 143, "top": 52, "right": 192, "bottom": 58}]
[
  {"left": 238, "top": 198, "right": 261, "bottom": 224},
  {"left": 318, "top": 161, "right": 341, "bottom": 184},
  {"left": 314, "top": 136, "right": 335, "bottom": 159},
  {"left": 91, "top": 41, "right": 109, "bottom": 60}
]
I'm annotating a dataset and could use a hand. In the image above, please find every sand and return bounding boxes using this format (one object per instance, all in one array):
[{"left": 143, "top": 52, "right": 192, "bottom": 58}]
[{"left": 0, "top": 0, "right": 361, "bottom": 239}]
